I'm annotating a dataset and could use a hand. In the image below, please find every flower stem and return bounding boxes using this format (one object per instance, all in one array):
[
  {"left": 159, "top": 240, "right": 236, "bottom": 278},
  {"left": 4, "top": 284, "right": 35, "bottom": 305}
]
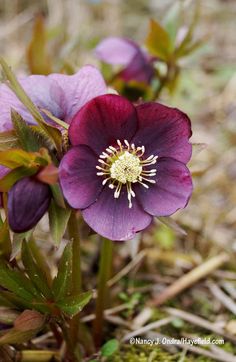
[
  {"left": 67, "top": 211, "right": 82, "bottom": 360},
  {"left": 93, "top": 237, "right": 113, "bottom": 347},
  {"left": 68, "top": 211, "right": 82, "bottom": 294}
]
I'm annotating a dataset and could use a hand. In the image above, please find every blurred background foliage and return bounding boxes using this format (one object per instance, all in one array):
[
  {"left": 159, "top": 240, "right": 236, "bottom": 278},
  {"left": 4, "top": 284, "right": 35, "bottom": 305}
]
[
  {"left": 1, "top": 0, "right": 233, "bottom": 258},
  {"left": 0, "top": 0, "right": 236, "bottom": 361}
]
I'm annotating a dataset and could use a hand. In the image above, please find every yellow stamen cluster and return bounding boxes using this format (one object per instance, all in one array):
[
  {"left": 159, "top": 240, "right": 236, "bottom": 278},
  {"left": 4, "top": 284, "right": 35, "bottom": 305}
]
[{"left": 96, "top": 140, "right": 158, "bottom": 208}]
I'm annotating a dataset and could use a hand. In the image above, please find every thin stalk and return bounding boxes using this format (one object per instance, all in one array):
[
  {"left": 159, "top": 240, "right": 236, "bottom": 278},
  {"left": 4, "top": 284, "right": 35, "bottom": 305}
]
[
  {"left": 67, "top": 211, "right": 82, "bottom": 294},
  {"left": 67, "top": 211, "right": 82, "bottom": 360},
  {"left": 93, "top": 238, "right": 113, "bottom": 347}
]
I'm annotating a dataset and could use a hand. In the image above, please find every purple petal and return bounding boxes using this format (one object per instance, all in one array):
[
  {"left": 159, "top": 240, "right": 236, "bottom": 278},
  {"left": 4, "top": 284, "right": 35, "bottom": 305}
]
[
  {"left": 95, "top": 37, "right": 139, "bottom": 66},
  {"left": 0, "top": 165, "right": 10, "bottom": 179},
  {"left": 49, "top": 65, "right": 107, "bottom": 123},
  {"left": 132, "top": 102, "right": 192, "bottom": 164},
  {"left": 69, "top": 94, "right": 138, "bottom": 155},
  {"left": 136, "top": 157, "right": 193, "bottom": 217},
  {"left": 0, "top": 66, "right": 106, "bottom": 131},
  {"left": 8, "top": 177, "right": 51, "bottom": 232},
  {"left": 120, "top": 51, "right": 155, "bottom": 84},
  {"left": 0, "top": 76, "right": 64, "bottom": 131},
  {"left": 59, "top": 145, "right": 102, "bottom": 209},
  {"left": 82, "top": 187, "right": 152, "bottom": 241}
]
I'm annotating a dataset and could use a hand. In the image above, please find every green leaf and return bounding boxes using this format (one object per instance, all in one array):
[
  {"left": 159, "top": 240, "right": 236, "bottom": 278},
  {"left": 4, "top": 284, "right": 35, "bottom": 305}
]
[
  {"left": 0, "top": 221, "right": 11, "bottom": 259},
  {"left": 56, "top": 291, "right": 93, "bottom": 317},
  {"left": 164, "top": 1, "right": 181, "bottom": 45},
  {"left": 11, "top": 231, "right": 32, "bottom": 261},
  {"left": 0, "top": 166, "right": 36, "bottom": 192},
  {"left": 145, "top": 19, "right": 173, "bottom": 60},
  {"left": 101, "top": 339, "right": 119, "bottom": 357},
  {"left": 50, "top": 183, "right": 67, "bottom": 208},
  {"left": 174, "top": 1, "right": 200, "bottom": 59},
  {"left": 49, "top": 200, "right": 71, "bottom": 245},
  {"left": 155, "top": 224, "right": 175, "bottom": 250},
  {"left": 21, "top": 241, "right": 53, "bottom": 299},
  {"left": 0, "top": 328, "right": 40, "bottom": 345},
  {"left": 11, "top": 110, "right": 43, "bottom": 152},
  {"left": 52, "top": 242, "right": 73, "bottom": 300},
  {"left": 0, "top": 130, "right": 19, "bottom": 151},
  {"left": 156, "top": 217, "right": 187, "bottom": 236},
  {"left": 27, "top": 14, "right": 52, "bottom": 75},
  {"left": 41, "top": 109, "right": 69, "bottom": 130},
  {"left": 0, "top": 260, "right": 43, "bottom": 302},
  {"left": 30, "top": 125, "right": 57, "bottom": 152},
  {"left": 0, "top": 149, "right": 39, "bottom": 169}
]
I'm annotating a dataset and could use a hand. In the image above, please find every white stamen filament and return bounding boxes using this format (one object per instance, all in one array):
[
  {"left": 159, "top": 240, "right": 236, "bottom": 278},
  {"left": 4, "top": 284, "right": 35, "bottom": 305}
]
[{"left": 96, "top": 140, "right": 158, "bottom": 208}]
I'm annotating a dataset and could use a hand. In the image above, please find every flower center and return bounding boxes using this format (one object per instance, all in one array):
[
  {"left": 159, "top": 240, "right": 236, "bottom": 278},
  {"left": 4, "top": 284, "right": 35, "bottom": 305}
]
[
  {"left": 110, "top": 151, "right": 142, "bottom": 184},
  {"left": 96, "top": 140, "right": 158, "bottom": 208}
]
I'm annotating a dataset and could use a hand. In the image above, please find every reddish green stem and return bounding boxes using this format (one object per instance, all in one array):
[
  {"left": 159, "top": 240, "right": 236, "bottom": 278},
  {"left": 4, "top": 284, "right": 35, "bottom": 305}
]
[
  {"left": 93, "top": 238, "right": 113, "bottom": 347},
  {"left": 67, "top": 211, "right": 82, "bottom": 361}
]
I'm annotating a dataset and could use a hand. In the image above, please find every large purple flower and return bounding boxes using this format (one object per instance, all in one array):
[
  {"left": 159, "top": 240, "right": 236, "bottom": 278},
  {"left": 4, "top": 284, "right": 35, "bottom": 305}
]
[
  {"left": 59, "top": 94, "right": 193, "bottom": 241},
  {"left": 95, "top": 37, "right": 155, "bottom": 84},
  {"left": 0, "top": 66, "right": 106, "bottom": 232}
]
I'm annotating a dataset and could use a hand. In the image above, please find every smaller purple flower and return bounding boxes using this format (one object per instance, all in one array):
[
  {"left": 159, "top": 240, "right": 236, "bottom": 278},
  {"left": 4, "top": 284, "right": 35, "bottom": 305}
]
[
  {"left": 0, "top": 65, "right": 106, "bottom": 132},
  {"left": 95, "top": 37, "right": 155, "bottom": 84},
  {"left": 8, "top": 176, "right": 51, "bottom": 233},
  {"left": 59, "top": 94, "right": 193, "bottom": 241}
]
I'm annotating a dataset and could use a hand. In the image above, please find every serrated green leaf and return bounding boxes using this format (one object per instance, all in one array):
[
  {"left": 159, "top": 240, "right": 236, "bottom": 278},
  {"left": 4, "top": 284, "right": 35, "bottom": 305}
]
[
  {"left": 1, "top": 290, "right": 50, "bottom": 314},
  {"left": 0, "top": 293, "right": 18, "bottom": 308},
  {"left": 52, "top": 242, "right": 73, "bottom": 300},
  {"left": 101, "top": 339, "right": 119, "bottom": 357},
  {"left": 56, "top": 291, "right": 92, "bottom": 317},
  {"left": 0, "top": 260, "right": 43, "bottom": 302},
  {"left": 21, "top": 241, "right": 53, "bottom": 299},
  {"left": 11, "top": 110, "right": 43, "bottom": 152},
  {"left": 145, "top": 19, "right": 173, "bottom": 60},
  {"left": 0, "top": 130, "right": 19, "bottom": 151},
  {"left": 0, "top": 221, "right": 11, "bottom": 259},
  {"left": 49, "top": 200, "right": 71, "bottom": 245},
  {"left": 30, "top": 125, "right": 56, "bottom": 151}
]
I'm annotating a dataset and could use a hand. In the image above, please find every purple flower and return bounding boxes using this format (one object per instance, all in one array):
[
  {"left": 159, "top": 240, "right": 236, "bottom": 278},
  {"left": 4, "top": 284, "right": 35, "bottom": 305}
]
[
  {"left": 0, "top": 65, "right": 106, "bottom": 132},
  {"left": 0, "top": 66, "right": 106, "bottom": 231},
  {"left": 95, "top": 37, "right": 155, "bottom": 84},
  {"left": 59, "top": 94, "right": 193, "bottom": 241},
  {"left": 8, "top": 177, "right": 51, "bottom": 232}
]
